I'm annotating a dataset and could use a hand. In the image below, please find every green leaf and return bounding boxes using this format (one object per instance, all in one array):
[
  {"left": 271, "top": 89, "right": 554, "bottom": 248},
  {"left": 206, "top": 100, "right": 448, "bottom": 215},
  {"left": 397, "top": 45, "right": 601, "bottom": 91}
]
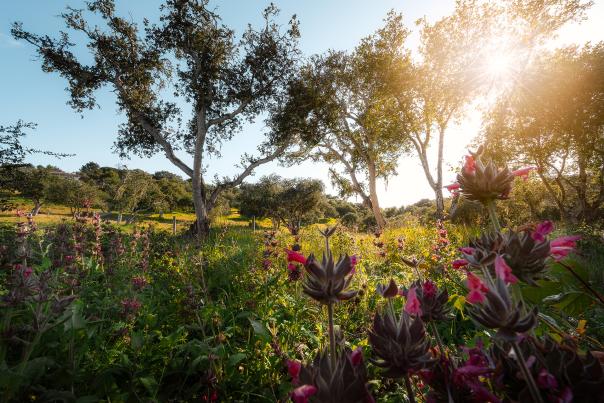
[
  {"left": 228, "top": 353, "right": 246, "bottom": 367},
  {"left": 139, "top": 376, "right": 158, "bottom": 394},
  {"left": 248, "top": 319, "right": 270, "bottom": 342},
  {"left": 553, "top": 291, "right": 593, "bottom": 316}
]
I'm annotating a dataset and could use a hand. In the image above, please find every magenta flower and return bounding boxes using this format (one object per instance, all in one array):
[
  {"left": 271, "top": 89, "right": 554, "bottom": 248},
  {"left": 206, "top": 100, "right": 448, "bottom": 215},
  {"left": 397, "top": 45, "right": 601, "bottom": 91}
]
[
  {"left": 132, "top": 276, "right": 147, "bottom": 290},
  {"left": 532, "top": 220, "right": 554, "bottom": 242},
  {"left": 350, "top": 254, "right": 359, "bottom": 274},
  {"left": 466, "top": 272, "right": 488, "bottom": 304},
  {"left": 287, "top": 359, "right": 301, "bottom": 384},
  {"left": 287, "top": 263, "right": 298, "bottom": 271},
  {"left": 549, "top": 235, "right": 581, "bottom": 261},
  {"left": 452, "top": 259, "right": 469, "bottom": 270},
  {"left": 512, "top": 166, "right": 537, "bottom": 180},
  {"left": 444, "top": 182, "right": 461, "bottom": 192},
  {"left": 404, "top": 286, "right": 422, "bottom": 316},
  {"left": 494, "top": 255, "right": 518, "bottom": 284},
  {"left": 286, "top": 249, "right": 307, "bottom": 265},
  {"left": 291, "top": 384, "right": 317, "bottom": 403},
  {"left": 14, "top": 264, "right": 33, "bottom": 278},
  {"left": 464, "top": 155, "right": 476, "bottom": 175},
  {"left": 537, "top": 368, "right": 558, "bottom": 390},
  {"left": 459, "top": 246, "right": 475, "bottom": 255},
  {"left": 422, "top": 280, "right": 437, "bottom": 299},
  {"left": 350, "top": 347, "right": 363, "bottom": 366}
]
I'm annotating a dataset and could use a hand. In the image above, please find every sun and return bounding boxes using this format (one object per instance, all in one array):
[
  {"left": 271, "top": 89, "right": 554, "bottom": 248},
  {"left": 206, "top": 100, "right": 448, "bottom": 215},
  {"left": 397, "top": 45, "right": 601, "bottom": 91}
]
[{"left": 485, "top": 52, "right": 514, "bottom": 81}]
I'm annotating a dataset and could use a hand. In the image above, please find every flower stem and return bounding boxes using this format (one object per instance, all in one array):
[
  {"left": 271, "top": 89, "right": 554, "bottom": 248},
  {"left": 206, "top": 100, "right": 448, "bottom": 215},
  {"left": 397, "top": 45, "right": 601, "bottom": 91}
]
[
  {"left": 404, "top": 374, "right": 417, "bottom": 403},
  {"left": 511, "top": 340, "right": 544, "bottom": 403},
  {"left": 558, "top": 261, "right": 604, "bottom": 307},
  {"left": 327, "top": 302, "right": 336, "bottom": 367},
  {"left": 485, "top": 200, "right": 501, "bottom": 233}
]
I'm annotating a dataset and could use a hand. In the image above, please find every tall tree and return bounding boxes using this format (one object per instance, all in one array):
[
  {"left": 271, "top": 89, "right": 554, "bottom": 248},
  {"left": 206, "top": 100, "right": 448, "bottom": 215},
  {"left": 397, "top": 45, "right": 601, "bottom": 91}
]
[
  {"left": 271, "top": 12, "right": 413, "bottom": 229},
  {"left": 403, "top": 0, "right": 592, "bottom": 217},
  {"left": 483, "top": 43, "right": 604, "bottom": 222},
  {"left": 13, "top": 0, "right": 300, "bottom": 239}
]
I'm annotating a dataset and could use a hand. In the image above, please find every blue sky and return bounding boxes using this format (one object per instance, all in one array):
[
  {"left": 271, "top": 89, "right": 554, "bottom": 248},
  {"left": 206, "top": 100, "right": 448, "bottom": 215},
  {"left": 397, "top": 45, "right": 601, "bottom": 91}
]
[{"left": 1, "top": 0, "right": 602, "bottom": 207}]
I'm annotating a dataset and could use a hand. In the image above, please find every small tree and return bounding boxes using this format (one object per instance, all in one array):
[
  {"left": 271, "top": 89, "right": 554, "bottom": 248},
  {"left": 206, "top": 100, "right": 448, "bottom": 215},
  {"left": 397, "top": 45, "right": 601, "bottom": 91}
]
[
  {"left": 13, "top": 0, "right": 301, "bottom": 239},
  {"left": 239, "top": 176, "right": 327, "bottom": 231}
]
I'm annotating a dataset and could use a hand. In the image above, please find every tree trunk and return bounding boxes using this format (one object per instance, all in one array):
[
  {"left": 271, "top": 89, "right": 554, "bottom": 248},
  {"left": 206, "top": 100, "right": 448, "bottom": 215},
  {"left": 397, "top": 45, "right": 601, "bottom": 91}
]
[
  {"left": 367, "top": 162, "right": 386, "bottom": 229},
  {"left": 191, "top": 174, "right": 211, "bottom": 240},
  {"left": 31, "top": 200, "right": 42, "bottom": 216},
  {"left": 435, "top": 124, "right": 446, "bottom": 219}
]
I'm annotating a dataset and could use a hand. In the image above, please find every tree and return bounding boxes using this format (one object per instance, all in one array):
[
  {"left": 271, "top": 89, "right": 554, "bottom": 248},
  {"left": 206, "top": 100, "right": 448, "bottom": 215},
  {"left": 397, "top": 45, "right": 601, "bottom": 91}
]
[
  {"left": 483, "top": 43, "right": 604, "bottom": 222},
  {"left": 47, "top": 176, "right": 103, "bottom": 216},
  {"left": 13, "top": 0, "right": 300, "bottom": 239},
  {"left": 401, "top": 0, "right": 591, "bottom": 217},
  {"left": 239, "top": 176, "right": 327, "bottom": 232},
  {"left": 112, "top": 169, "right": 165, "bottom": 220},
  {"left": 270, "top": 12, "right": 414, "bottom": 229},
  {"left": 0, "top": 121, "right": 70, "bottom": 188}
]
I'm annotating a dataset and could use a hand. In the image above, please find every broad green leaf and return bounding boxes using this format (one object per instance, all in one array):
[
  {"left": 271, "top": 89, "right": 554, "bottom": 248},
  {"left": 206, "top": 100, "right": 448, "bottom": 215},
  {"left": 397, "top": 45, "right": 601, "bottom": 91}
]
[{"left": 249, "top": 319, "right": 270, "bottom": 342}]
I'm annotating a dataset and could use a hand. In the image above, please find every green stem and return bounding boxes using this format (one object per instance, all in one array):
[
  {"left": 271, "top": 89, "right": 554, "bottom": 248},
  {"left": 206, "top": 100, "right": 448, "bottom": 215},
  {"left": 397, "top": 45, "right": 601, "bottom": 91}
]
[
  {"left": 558, "top": 261, "right": 604, "bottom": 307},
  {"left": 511, "top": 340, "right": 544, "bottom": 403},
  {"left": 404, "top": 374, "right": 417, "bottom": 403},
  {"left": 485, "top": 200, "right": 501, "bottom": 233},
  {"left": 327, "top": 302, "right": 336, "bottom": 368}
]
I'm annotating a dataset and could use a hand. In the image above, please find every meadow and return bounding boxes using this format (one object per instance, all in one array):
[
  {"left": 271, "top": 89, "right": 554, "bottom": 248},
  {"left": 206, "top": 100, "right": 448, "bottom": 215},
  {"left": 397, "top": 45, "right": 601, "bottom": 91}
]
[{"left": 1, "top": 186, "right": 603, "bottom": 402}]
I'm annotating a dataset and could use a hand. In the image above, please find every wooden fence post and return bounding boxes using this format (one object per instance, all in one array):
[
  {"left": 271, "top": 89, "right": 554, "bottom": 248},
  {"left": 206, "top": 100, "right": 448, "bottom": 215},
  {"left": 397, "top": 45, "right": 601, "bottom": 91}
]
[{"left": 172, "top": 216, "right": 177, "bottom": 235}]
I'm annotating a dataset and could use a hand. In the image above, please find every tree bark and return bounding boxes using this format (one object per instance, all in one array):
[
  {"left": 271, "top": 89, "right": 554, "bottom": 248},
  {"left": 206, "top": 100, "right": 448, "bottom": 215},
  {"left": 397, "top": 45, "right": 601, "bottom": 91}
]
[
  {"left": 31, "top": 200, "right": 42, "bottom": 216},
  {"left": 367, "top": 162, "right": 386, "bottom": 229}
]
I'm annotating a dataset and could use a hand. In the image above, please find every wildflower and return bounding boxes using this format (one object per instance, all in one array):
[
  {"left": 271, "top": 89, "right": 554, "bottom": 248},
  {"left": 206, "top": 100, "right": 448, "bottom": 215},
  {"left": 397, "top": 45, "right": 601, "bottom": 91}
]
[
  {"left": 297, "top": 347, "right": 372, "bottom": 403},
  {"left": 350, "top": 347, "right": 363, "bottom": 366},
  {"left": 369, "top": 311, "right": 433, "bottom": 378},
  {"left": 262, "top": 259, "right": 271, "bottom": 269},
  {"left": 444, "top": 182, "right": 461, "bottom": 192},
  {"left": 537, "top": 369, "right": 558, "bottom": 390},
  {"left": 549, "top": 235, "right": 581, "bottom": 261},
  {"left": 377, "top": 279, "right": 399, "bottom": 299},
  {"left": 302, "top": 253, "right": 357, "bottom": 304},
  {"left": 121, "top": 298, "right": 142, "bottom": 316},
  {"left": 468, "top": 277, "right": 537, "bottom": 341},
  {"left": 532, "top": 220, "right": 554, "bottom": 242},
  {"left": 291, "top": 384, "right": 317, "bottom": 403},
  {"left": 404, "top": 286, "right": 422, "bottom": 316},
  {"left": 457, "top": 147, "right": 514, "bottom": 203},
  {"left": 452, "top": 259, "right": 469, "bottom": 270},
  {"left": 466, "top": 272, "right": 488, "bottom": 304},
  {"left": 287, "top": 359, "right": 302, "bottom": 384},
  {"left": 459, "top": 246, "right": 475, "bottom": 254},
  {"left": 512, "top": 166, "right": 537, "bottom": 180},
  {"left": 494, "top": 255, "right": 518, "bottom": 284},
  {"left": 422, "top": 280, "right": 437, "bottom": 299},
  {"left": 350, "top": 254, "right": 359, "bottom": 274},
  {"left": 464, "top": 155, "right": 476, "bottom": 174},
  {"left": 132, "top": 276, "right": 147, "bottom": 290},
  {"left": 286, "top": 249, "right": 307, "bottom": 265}
]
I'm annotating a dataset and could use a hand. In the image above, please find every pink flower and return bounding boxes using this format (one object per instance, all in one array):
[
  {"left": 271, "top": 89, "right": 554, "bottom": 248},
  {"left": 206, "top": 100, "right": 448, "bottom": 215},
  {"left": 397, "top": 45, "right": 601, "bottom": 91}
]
[
  {"left": 466, "top": 272, "right": 488, "bottom": 304},
  {"left": 350, "top": 254, "right": 359, "bottom": 274},
  {"left": 452, "top": 259, "right": 469, "bottom": 270},
  {"left": 132, "top": 276, "right": 147, "bottom": 290},
  {"left": 422, "top": 280, "right": 437, "bottom": 299},
  {"left": 512, "top": 166, "right": 537, "bottom": 180},
  {"left": 444, "top": 182, "right": 461, "bottom": 192},
  {"left": 537, "top": 369, "right": 558, "bottom": 390},
  {"left": 467, "top": 289, "right": 486, "bottom": 304},
  {"left": 291, "top": 384, "right": 317, "bottom": 403},
  {"left": 550, "top": 235, "right": 581, "bottom": 261},
  {"left": 404, "top": 286, "right": 422, "bottom": 316},
  {"left": 532, "top": 220, "right": 554, "bottom": 242},
  {"left": 286, "top": 249, "right": 307, "bottom": 265},
  {"left": 287, "top": 263, "right": 298, "bottom": 271},
  {"left": 14, "top": 264, "right": 33, "bottom": 278},
  {"left": 495, "top": 255, "right": 518, "bottom": 284},
  {"left": 350, "top": 347, "right": 363, "bottom": 366},
  {"left": 459, "top": 247, "right": 475, "bottom": 255},
  {"left": 464, "top": 155, "right": 476, "bottom": 174},
  {"left": 287, "top": 359, "right": 301, "bottom": 384}
]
